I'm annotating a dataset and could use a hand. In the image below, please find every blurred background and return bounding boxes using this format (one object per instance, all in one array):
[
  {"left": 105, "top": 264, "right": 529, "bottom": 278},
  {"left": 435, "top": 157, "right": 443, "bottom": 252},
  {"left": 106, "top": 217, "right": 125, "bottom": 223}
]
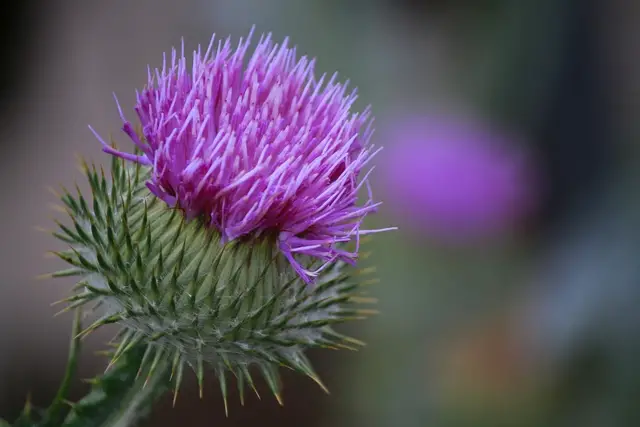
[{"left": 0, "top": 0, "right": 639, "bottom": 425}]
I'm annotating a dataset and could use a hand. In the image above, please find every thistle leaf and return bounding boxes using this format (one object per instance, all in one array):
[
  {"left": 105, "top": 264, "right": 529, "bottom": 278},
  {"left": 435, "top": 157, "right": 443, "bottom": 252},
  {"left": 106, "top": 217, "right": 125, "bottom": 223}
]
[{"left": 61, "top": 343, "right": 170, "bottom": 427}]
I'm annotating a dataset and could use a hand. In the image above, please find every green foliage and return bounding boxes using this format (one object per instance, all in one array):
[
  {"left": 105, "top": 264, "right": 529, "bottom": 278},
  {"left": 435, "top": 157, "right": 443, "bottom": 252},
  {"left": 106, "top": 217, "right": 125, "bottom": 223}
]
[
  {"left": 10, "top": 398, "right": 35, "bottom": 427},
  {"left": 6, "top": 312, "right": 168, "bottom": 427},
  {"left": 46, "top": 152, "right": 377, "bottom": 410},
  {"left": 6, "top": 310, "right": 82, "bottom": 427},
  {"left": 61, "top": 342, "right": 169, "bottom": 427},
  {"left": 38, "top": 310, "right": 83, "bottom": 427}
]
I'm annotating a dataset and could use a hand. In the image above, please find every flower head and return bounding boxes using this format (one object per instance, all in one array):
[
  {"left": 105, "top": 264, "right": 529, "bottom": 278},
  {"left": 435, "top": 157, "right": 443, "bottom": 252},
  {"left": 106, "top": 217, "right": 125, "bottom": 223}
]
[
  {"left": 50, "top": 30, "right": 393, "bottom": 408},
  {"left": 91, "top": 29, "right": 389, "bottom": 282},
  {"left": 379, "top": 112, "right": 538, "bottom": 242}
]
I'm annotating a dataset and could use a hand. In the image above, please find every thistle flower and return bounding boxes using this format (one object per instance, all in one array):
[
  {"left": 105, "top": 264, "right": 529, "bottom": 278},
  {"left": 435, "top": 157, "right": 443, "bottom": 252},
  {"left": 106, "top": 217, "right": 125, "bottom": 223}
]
[
  {"left": 91, "top": 29, "right": 388, "bottom": 283},
  {"left": 49, "top": 30, "right": 392, "bottom": 411},
  {"left": 379, "top": 112, "right": 538, "bottom": 243}
]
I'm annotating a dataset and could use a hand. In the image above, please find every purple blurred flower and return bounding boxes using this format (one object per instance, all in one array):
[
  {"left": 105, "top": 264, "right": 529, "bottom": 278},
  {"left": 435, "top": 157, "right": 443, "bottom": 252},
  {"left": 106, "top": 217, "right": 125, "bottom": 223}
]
[
  {"left": 379, "top": 113, "right": 538, "bottom": 242},
  {"left": 90, "top": 30, "right": 393, "bottom": 282}
]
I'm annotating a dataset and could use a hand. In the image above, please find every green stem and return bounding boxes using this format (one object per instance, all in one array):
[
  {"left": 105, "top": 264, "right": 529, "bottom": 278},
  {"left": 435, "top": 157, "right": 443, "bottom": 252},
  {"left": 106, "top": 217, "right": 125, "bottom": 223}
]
[
  {"left": 61, "top": 342, "right": 170, "bottom": 427},
  {"left": 13, "top": 312, "right": 169, "bottom": 427},
  {"left": 38, "top": 310, "right": 83, "bottom": 427}
]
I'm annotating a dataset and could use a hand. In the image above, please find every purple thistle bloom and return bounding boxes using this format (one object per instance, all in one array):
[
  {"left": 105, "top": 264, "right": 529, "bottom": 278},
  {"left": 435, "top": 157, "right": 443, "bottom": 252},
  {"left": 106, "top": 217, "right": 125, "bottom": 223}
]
[
  {"left": 379, "top": 112, "right": 539, "bottom": 243},
  {"left": 90, "top": 30, "right": 392, "bottom": 282}
]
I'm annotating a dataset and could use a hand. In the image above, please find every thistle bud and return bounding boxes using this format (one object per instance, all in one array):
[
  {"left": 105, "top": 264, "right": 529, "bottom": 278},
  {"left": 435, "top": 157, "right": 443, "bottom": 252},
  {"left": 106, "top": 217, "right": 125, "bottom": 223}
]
[{"left": 49, "top": 30, "right": 393, "bottom": 408}]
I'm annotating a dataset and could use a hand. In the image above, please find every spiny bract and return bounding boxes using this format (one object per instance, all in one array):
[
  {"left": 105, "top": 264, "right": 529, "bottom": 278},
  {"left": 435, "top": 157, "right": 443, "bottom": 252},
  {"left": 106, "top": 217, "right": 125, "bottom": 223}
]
[
  {"left": 48, "top": 153, "right": 379, "bottom": 411},
  {"left": 90, "top": 29, "right": 391, "bottom": 283}
]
